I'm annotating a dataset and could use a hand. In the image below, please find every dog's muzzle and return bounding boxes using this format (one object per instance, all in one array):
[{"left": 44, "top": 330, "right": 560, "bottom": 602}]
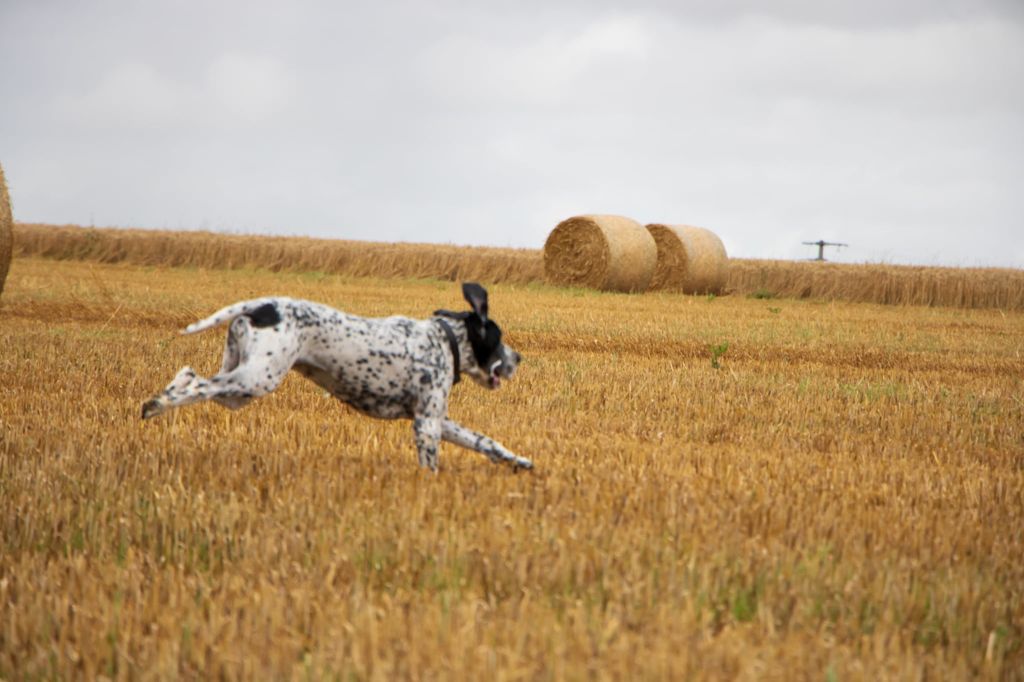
[{"left": 486, "top": 347, "right": 520, "bottom": 389}]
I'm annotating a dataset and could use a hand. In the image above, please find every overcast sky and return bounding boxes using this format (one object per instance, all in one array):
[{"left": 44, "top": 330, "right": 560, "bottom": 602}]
[{"left": 1, "top": 0, "right": 1022, "bottom": 266}]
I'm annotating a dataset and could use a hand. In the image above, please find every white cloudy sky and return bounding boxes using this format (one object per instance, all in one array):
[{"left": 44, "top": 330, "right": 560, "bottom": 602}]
[{"left": 1, "top": 0, "right": 1022, "bottom": 266}]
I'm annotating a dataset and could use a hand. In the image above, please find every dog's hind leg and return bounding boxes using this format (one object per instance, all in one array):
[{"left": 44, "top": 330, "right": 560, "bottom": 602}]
[
  {"left": 441, "top": 419, "right": 532, "bottom": 470},
  {"left": 141, "top": 317, "right": 296, "bottom": 419},
  {"left": 219, "top": 317, "right": 246, "bottom": 374},
  {"left": 141, "top": 360, "right": 292, "bottom": 418},
  {"left": 210, "top": 317, "right": 256, "bottom": 409}
]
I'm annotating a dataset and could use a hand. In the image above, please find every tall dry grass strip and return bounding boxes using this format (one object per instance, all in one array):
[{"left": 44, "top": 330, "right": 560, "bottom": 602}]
[
  {"left": 0, "top": 163, "right": 12, "bottom": 297},
  {"left": 646, "top": 224, "right": 729, "bottom": 294},
  {"left": 12, "top": 223, "right": 544, "bottom": 286},
  {"left": 11, "top": 222, "right": 1024, "bottom": 310},
  {"left": 543, "top": 215, "right": 656, "bottom": 292},
  {"left": 728, "top": 259, "right": 1024, "bottom": 310}
]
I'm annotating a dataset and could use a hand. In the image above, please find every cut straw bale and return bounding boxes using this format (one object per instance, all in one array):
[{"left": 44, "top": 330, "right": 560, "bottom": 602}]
[
  {"left": 544, "top": 215, "right": 656, "bottom": 292},
  {"left": 0, "top": 163, "right": 12, "bottom": 297},
  {"left": 646, "top": 224, "right": 729, "bottom": 294}
]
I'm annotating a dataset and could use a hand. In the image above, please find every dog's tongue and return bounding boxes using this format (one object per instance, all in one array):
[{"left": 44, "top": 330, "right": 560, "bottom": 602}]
[{"left": 490, "top": 375, "right": 501, "bottom": 389}]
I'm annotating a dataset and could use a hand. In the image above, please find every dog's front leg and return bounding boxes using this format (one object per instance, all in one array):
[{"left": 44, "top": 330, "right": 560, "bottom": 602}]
[
  {"left": 442, "top": 419, "right": 533, "bottom": 470},
  {"left": 412, "top": 417, "right": 442, "bottom": 472}
]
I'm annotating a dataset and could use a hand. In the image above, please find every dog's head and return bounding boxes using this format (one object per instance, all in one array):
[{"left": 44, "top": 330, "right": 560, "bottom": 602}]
[{"left": 436, "top": 282, "right": 520, "bottom": 390}]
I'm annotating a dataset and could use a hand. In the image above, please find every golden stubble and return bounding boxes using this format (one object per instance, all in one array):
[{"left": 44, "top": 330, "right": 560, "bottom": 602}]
[{"left": 1, "top": 257, "right": 1022, "bottom": 680}]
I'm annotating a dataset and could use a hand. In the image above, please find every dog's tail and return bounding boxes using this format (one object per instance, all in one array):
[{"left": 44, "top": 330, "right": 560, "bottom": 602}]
[{"left": 181, "top": 298, "right": 285, "bottom": 335}]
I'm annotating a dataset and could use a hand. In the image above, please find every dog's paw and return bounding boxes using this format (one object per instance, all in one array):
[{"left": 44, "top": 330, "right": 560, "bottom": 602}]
[
  {"left": 140, "top": 398, "right": 165, "bottom": 420},
  {"left": 512, "top": 456, "right": 533, "bottom": 471}
]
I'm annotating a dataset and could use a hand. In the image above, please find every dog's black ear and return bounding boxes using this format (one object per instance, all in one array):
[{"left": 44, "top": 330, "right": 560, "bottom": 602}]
[{"left": 462, "top": 282, "right": 488, "bottom": 322}]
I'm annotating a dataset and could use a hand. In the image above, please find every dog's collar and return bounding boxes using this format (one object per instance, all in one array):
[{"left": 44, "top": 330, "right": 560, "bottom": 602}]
[{"left": 436, "top": 318, "right": 461, "bottom": 384}]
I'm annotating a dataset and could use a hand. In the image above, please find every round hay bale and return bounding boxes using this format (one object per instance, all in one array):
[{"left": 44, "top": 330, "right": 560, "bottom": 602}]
[
  {"left": 543, "top": 215, "right": 656, "bottom": 292},
  {"left": 0, "top": 162, "right": 12, "bottom": 298},
  {"left": 646, "top": 224, "right": 729, "bottom": 294}
]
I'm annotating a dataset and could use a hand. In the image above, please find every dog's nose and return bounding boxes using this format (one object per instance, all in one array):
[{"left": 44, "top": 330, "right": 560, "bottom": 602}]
[{"left": 513, "top": 351, "right": 522, "bottom": 364}]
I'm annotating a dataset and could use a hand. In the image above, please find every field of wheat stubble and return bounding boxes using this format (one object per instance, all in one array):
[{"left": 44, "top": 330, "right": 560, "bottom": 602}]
[{"left": 1, "top": 255, "right": 1022, "bottom": 680}]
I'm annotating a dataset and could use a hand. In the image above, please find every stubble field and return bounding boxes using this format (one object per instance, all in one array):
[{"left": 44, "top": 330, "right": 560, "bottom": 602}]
[{"left": 1, "top": 256, "right": 1022, "bottom": 680}]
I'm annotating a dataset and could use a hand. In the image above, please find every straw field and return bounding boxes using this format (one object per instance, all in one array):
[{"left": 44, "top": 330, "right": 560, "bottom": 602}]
[
  {"left": 1, "top": 254, "right": 1021, "bottom": 680},
  {"left": 13, "top": 222, "right": 1024, "bottom": 310}
]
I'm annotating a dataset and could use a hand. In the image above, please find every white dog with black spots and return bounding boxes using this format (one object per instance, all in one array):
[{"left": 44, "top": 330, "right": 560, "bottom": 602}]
[{"left": 141, "top": 283, "right": 532, "bottom": 471}]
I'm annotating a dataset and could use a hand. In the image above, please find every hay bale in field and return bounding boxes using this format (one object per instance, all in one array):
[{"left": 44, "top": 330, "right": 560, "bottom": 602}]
[
  {"left": 0, "top": 162, "right": 12, "bottom": 298},
  {"left": 543, "top": 215, "right": 656, "bottom": 292},
  {"left": 646, "top": 224, "right": 729, "bottom": 294}
]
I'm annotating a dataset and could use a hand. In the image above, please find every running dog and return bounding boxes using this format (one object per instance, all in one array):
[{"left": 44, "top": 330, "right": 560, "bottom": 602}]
[{"left": 141, "top": 283, "right": 532, "bottom": 471}]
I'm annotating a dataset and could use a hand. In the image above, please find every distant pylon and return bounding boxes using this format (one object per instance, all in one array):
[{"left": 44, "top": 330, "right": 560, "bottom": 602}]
[{"left": 802, "top": 240, "right": 848, "bottom": 261}]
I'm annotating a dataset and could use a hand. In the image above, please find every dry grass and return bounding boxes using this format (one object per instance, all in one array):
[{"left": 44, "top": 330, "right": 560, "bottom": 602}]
[
  {"left": 543, "top": 215, "right": 656, "bottom": 292},
  {"left": 727, "top": 259, "right": 1024, "bottom": 310},
  {"left": 13, "top": 222, "right": 1024, "bottom": 310},
  {"left": 12, "top": 222, "right": 544, "bottom": 286},
  {"left": 1, "top": 256, "right": 1022, "bottom": 680}
]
